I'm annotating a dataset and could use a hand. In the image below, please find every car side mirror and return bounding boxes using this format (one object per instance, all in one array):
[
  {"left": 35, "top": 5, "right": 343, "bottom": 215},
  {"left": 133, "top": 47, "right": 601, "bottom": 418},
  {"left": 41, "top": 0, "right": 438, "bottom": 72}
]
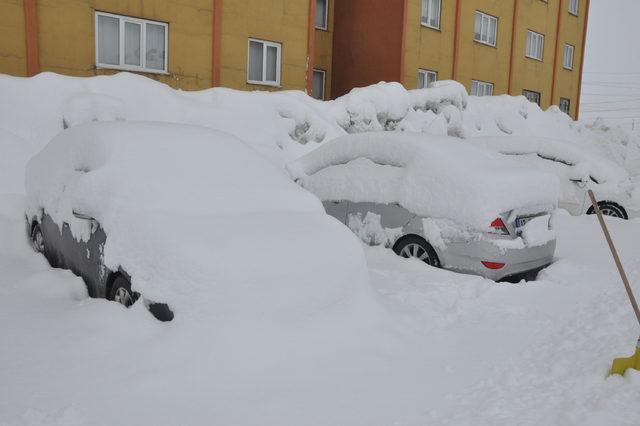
[
  {"left": 72, "top": 211, "right": 98, "bottom": 233},
  {"left": 569, "top": 178, "right": 587, "bottom": 188}
]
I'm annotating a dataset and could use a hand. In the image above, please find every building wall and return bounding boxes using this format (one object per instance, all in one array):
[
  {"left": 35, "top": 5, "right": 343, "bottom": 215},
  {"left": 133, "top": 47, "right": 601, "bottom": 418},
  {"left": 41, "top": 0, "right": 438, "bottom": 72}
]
[
  {"left": 399, "top": 0, "right": 587, "bottom": 118},
  {"left": 314, "top": 0, "right": 334, "bottom": 98},
  {"left": 454, "top": 0, "right": 515, "bottom": 96},
  {"left": 331, "top": 0, "right": 405, "bottom": 98},
  {"left": 219, "top": 0, "right": 310, "bottom": 91},
  {"left": 554, "top": 0, "right": 587, "bottom": 118},
  {"left": 509, "top": 0, "right": 560, "bottom": 109},
  {"left": 403, "top": 0, "right": 456, "bottom": 87},
  {"left": 38, "top": 0, "right": 214, "bottom": 89},
  {"left": 0, "top": 0, "right": 27, "bottom": 76}
]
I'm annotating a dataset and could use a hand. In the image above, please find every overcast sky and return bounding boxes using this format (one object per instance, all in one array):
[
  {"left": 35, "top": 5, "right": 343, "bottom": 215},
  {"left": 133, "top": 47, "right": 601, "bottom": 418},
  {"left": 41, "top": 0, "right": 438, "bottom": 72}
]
[{"left": 580, "top": 0, "right": 640, "bottom": 128}]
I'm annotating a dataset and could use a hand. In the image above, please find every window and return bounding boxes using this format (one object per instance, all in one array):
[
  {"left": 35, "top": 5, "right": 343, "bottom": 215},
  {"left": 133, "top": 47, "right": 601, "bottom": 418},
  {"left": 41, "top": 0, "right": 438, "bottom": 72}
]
[
  {"left": 560, "top": 98, "right": 571, "bottom": 115},
  {"left": 418, "top": 69, "right": 437, "bottom": 88},
  {"left": 563, "top": 44, "right": 574, "bottom": 69},
  {"left": 312, "top": 69, "right": 325, "bottom": 100},
  {"left": 474, "top": 11, "right": 497, "bottom": 46},
  {"left": 247, "top": 38, "right": 281, "bottom": 86},
  {"left": 526, "top": 30, "right": 544, "bottom": 60},
  {"left": 523, "top": 90, "right": 541, "bottom": 105},
  {"left": 421, "top": 0, "right": 441, "bottom": 29},
  {"left": 471, "top": 80, "right": 494, "bottom": 96},
  {"left": 315, "top": 0, "right": 328, "bottom": 30},
  {"left": 95, "top": 12, "right": 168, "bottom": 73},
  {"left": 568, "top": 0, "right": 579, "bottom": 15}
]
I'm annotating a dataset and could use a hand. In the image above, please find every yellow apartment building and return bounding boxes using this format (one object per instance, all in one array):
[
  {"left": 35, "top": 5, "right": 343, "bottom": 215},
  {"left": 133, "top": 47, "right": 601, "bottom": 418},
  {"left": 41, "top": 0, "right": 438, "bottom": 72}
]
[{"left": 0, "top": 0, "right": 589, "bottom": 118}]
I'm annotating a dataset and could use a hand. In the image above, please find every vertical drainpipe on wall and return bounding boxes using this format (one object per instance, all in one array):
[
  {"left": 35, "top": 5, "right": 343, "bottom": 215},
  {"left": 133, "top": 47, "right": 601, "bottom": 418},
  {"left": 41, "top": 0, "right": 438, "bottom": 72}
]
[
  {"left": 550, "top": 0, "right": 564, "bottom": 107},
  {"left": 24, "top": 0, "right": 39, "bottom": 77},
  {"left": 305, "top": 0, "right": 317, "bottom": 94},
  {"left": 211, "top": 0, "right": 222, "bottom": 87},
  {"left": 507, "top": 0, "right": 519, "bottom": 94},
  {"left": 451, "top": 0, "right": 462, "bottom": 81},
  {"left": 399, "top": 0, "right": 408, "bottom": 87},
  {"left": 575, "top": 0, "right": 590, "bottom": 120}
]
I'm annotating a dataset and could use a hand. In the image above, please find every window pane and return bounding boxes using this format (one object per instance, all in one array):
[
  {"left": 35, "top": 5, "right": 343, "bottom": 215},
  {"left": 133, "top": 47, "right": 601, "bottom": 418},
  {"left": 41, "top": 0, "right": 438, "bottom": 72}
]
[
  {"left": 146, "top": 23, "right": 165, "bottom": 70},
  {"left": 124, "top": 22, "right": 141, "bottom": 66},
  {"left": 432, "top": 0, "right": 440, "bottom": 27},
  {"left": 312, "top": 70, "right": 324, "bottom": 99},
  {"left": 97, "top": 15, "right": 120, "bottom": 65},
  {"left": 315, "top": 0, "right": 327, "bottom": 28},
  {"left": 266, "top": 45, "right": 278, "bottom": 82},
  {"left": 474, "top": 12, "right": 482, "bottom": 40},
  {"left": 248, "top": 40, "right": 263, "bottom": 81},
  {"left": 418, "top": 71, "right": 425, "bottom": 89},
  {"left": 488, "top": 18, "right": 496, "bottom": 45},
  {"left": 427, "top": 72, "right": 436, "bottom": 86}
]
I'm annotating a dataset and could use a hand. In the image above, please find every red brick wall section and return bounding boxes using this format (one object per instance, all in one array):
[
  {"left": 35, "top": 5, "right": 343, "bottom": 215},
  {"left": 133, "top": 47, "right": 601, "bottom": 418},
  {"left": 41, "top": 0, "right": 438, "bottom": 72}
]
[{"left": 331, "top": 0, "right": 406, "bottom": 98}]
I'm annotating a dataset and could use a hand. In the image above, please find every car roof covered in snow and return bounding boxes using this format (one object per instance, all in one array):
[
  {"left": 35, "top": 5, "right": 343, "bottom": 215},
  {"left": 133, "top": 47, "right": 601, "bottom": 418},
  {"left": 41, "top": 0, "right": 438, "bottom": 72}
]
[
  {"left": 468, "top": 136, "right": 630, "bottom": 185},
  {"left": 25, "top": 121, "right": 374, "bottom": 321},
  {"left": 288, "top": 132, "right": 559, "bottom": 229}
]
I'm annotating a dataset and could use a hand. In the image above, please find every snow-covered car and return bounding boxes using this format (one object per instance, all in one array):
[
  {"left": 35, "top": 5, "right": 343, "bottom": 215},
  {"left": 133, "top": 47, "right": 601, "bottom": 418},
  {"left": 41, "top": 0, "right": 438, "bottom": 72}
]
[
  {"left": 24, "top": 122, "right": 372, "bottom": 321},
  {"left": 470, "top": 136, "right": 640, "bottom": 220},
  {"left": 288, "top": 133, "right": 559, "bottom": 281}
]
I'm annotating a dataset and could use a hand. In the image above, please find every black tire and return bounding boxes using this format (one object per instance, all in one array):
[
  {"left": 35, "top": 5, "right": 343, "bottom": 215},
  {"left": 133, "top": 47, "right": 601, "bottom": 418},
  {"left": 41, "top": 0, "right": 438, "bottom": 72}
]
[
  {"left": 31, "top": 223, "right": 45, "bottom": 253},
  {"left": 108, "top": 275, "right": 136, "bottom": 308},
  {"left": 148, "top": 303, "right": 174, "bottom": 322},
  {"left": 393, "top": 235, "right": 441, "bottom": 268},
  {"left": 587, "top": 202, "right": 627, "bottom": 220}
]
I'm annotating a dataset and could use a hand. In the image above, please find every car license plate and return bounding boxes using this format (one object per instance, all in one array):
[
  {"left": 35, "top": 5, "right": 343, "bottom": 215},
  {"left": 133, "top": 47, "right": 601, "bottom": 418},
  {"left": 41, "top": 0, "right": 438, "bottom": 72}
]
[{"left": 515, "top": 216, "right": 532, "bottom": 228}]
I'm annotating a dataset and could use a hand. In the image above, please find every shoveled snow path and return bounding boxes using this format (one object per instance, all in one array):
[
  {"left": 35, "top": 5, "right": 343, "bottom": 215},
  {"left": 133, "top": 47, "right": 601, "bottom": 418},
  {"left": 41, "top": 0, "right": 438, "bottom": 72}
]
[{"left": 1, "top": 195, "right": 639, "bottom": 425}]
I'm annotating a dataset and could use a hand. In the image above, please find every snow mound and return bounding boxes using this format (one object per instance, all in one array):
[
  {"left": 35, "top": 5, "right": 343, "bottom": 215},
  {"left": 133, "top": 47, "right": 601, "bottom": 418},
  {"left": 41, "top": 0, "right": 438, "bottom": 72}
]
[
  {"left": 25, "top": 122, "right": 375, "bottom": 322},
  {"left": 62, "top": 92, "right": 125, "bottom": 128},
  {"left": 289, "top": 132, "right": 559, "bottom": 229}
]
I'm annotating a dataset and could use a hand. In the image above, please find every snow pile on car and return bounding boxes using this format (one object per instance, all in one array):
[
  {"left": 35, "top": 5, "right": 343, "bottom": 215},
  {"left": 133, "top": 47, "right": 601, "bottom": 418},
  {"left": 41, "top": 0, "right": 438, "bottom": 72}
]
[
  {"left": 25, "top": 121, "right": 377, "bottom": 322},
  {"left": 288, "top": 132, "right": 559, "bottom": 230}
]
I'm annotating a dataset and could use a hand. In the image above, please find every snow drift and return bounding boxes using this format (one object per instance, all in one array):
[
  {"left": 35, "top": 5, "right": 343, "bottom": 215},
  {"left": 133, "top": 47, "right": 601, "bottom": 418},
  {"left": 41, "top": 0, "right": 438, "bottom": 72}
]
[{"left": 1, "top": 71, "right": 639, "bottom": 196}]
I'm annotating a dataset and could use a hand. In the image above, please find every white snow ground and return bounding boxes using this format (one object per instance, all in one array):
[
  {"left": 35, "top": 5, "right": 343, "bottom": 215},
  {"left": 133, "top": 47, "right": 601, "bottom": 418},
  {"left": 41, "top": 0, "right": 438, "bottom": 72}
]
[{"left": 2, "top": 193, "right": 639, "bottom": 426}]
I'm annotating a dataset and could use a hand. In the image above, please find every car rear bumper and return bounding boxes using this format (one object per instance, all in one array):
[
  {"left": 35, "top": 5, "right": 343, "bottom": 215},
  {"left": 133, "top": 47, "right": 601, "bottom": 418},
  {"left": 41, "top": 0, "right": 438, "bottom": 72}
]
[{"left": 439, "top": 238, "right": 556, "bottom": 281}]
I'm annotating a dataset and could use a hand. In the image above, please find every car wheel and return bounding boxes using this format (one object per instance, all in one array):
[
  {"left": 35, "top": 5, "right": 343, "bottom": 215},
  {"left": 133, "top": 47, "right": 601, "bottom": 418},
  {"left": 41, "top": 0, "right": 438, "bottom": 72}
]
[
  {"left": 393, "top": 235, "right": 441, "bottom": 268},
  {"left": 108, "top": 275, "right": 135, "bottom": 308},
  {"left": 31, "top": 223, "right": 45, "bottom": 253},
  {"left": 587, "top": 202, "right": 627, "bottom": 220}
]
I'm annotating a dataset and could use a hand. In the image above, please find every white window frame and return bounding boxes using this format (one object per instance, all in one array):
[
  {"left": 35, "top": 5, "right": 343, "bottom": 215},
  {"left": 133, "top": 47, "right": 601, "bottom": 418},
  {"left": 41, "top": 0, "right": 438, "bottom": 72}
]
[
  {"left": 312, "top": 69, "right": 326, "bottom": 100},
  {"left": 559, "top": 98, "right": 571, "bottom": 115},
  {"left": 568, "top": 0, "right": 579, "bottom": 16},
  {"left": 421, "top": 0, "right": 441, "bottom": 30},
  {"left": 315, "top": 0, "right": 328, "bottom": 30},
  {"left": 418, "top": 69, "right": 438, "bottom": 89},
  {"left": 247, "top": 38, "right": 282, "bottom": 87},
  {"left": 94, "top": 11, "right": 168, "bottom": 74},
  {"left": 474, "top": 11, "right": 498, "bottom": 47},
  {"left": 563, "top": 44, "right": 574, "bottom": 70},
  {"left": 525, "top": 30, "right": 544, "bottom": 61},
  {"left": 523, "top": 89, "right": 541, "bottom": 105},
  {"left": 471, "top": 80, "right": 494, "bottom": 97}
]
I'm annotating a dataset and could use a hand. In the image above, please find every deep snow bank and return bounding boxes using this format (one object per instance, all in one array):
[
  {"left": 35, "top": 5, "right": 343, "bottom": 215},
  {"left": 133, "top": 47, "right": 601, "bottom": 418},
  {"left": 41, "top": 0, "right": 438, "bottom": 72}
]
[{"left": 2, "top": 71, "right": 639, "bottom": 194}]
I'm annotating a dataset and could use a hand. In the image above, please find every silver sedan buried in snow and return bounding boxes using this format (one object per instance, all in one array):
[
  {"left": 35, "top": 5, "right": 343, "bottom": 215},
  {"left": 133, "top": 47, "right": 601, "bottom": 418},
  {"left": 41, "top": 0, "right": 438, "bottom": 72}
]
[{"left": 288, "top": 132, "right": 559, "bottom": 281}]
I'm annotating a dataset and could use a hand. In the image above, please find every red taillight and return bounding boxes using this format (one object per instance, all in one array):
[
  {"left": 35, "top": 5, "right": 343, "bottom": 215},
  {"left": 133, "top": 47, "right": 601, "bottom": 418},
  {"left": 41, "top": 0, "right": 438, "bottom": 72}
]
[
  {"left": 482, "top": 261, "right": 506, "bottom": 270},
  {"left": 489, "top": 217, "right": 509, "bottom": 235}
]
